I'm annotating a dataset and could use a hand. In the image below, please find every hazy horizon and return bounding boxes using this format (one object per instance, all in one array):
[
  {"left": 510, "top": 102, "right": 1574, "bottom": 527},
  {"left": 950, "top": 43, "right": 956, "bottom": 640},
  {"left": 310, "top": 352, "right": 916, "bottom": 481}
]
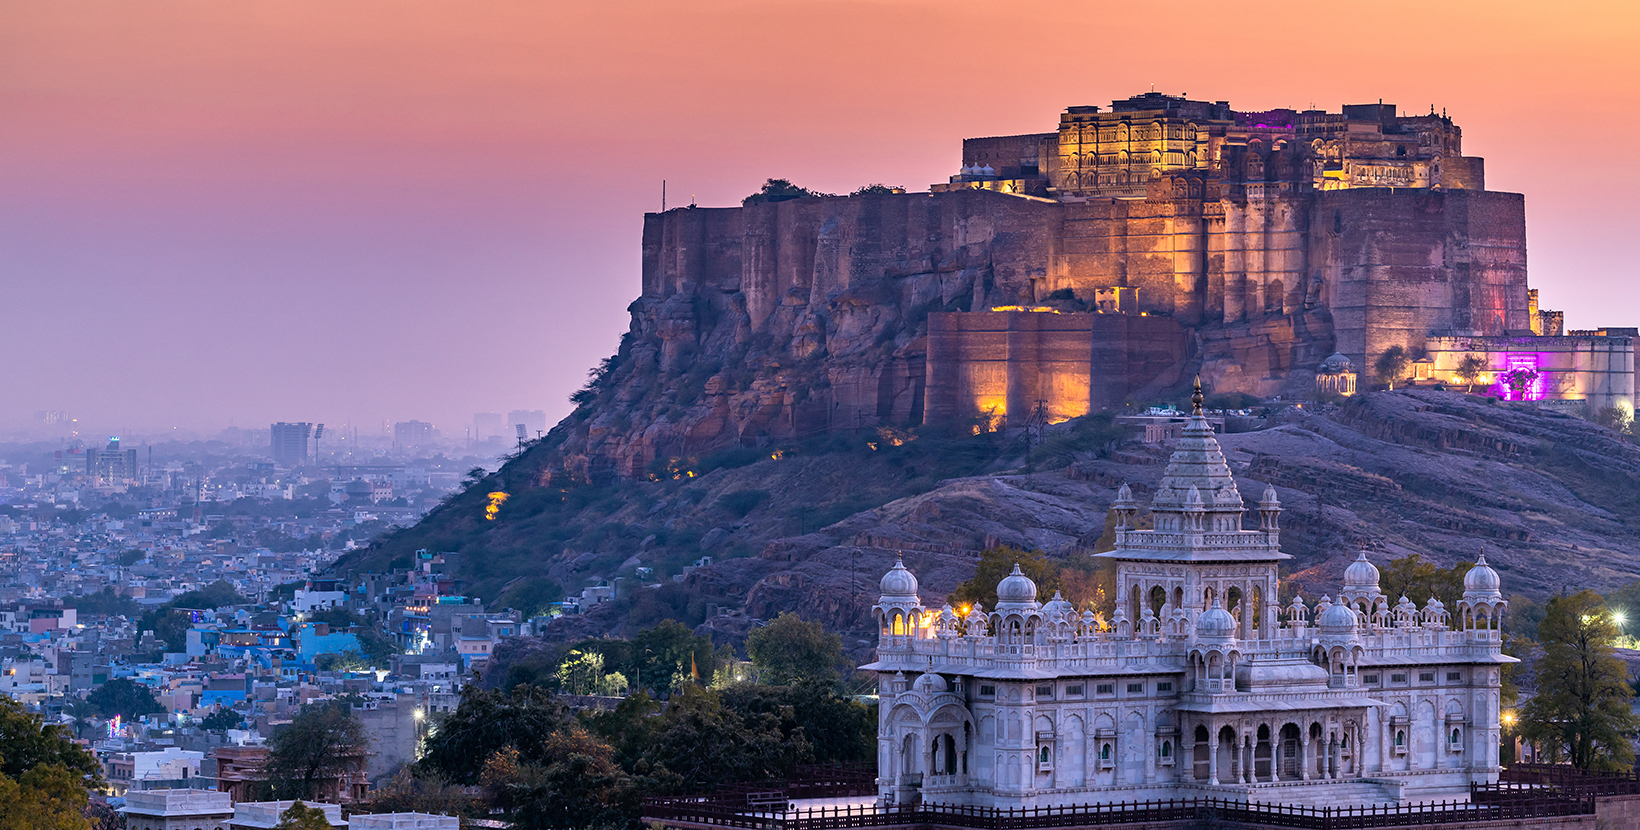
[{"left": 4, "top": 0, "right": 1637, "bottom": 434}]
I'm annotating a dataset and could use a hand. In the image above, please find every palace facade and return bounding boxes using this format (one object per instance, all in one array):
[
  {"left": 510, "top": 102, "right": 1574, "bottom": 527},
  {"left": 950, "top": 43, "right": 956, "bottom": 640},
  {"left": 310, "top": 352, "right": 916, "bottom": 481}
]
[{"left": 863, "top": 387, "right": 1513, "bottom": 807}]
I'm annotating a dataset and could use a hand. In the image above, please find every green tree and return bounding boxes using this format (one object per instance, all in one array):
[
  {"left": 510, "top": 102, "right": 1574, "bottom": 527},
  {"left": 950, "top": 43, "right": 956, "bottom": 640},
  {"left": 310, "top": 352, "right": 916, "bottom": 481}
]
[
  {"left": 622, "top": 684, "right": 805, "bottom": 793},
  {"left": 1520, "top": 591, "right": 1640, "bottom": 770},
  {"left": 1378, "top": 554, "right": 1469, "bottom": 608},
  {"left": 485, "top": 727, "right": 637, "bottom": 830},
  {"left": 263, "top": 701, "right": 369, "bottom": 800},
  {"left": 746, "top": 613, "right": 842, "bottom": 686},
  {"left": 1374, "top": 345, "right": 1410, "bottom": 389},
  {"left": 718, "top": 682, "right": 874, "bottom": 765},
  {"left": 272, "top": 801, "right": 331, "bottom": 830},
  {"left": 948, "top": 546, "right": 1061, "bottom": 611},
  {"left": 1455, "top": 354, "right": 1488, "bottom": 393},
  {"left": 0, "top": 764, "right": 94, "bottom": 830},
  {"left": 70, "top": 587, "right": 138, "bottom": 618},
  {"left": 626, "top": 621, "right": 716, "bottom": 693},
  {"left": 0, "top": 697, "right": 102, "bottom": 830},
  {"left": 497, "top": 576, "right": 564, "bottom": 619},
  {"left": 742, "top": 178, "right": 824, "bottom": 206},
  {"left": 0, "top": 696, "right": 103, "bottom": 783},
  {"left": 198, "top": 708, "right": 243, "bottom": 732},
  {"left": 86, "top": 678, "right": 165, "bottom": 721},
  {"left": 418, "top": 685, "right": 569, "bottom": 785},
  {"left": 171, "top": 580, "right": 245, "bottom": 608},
  {"left": 135, "top": 608, "right": 192, "bottom": 654}
]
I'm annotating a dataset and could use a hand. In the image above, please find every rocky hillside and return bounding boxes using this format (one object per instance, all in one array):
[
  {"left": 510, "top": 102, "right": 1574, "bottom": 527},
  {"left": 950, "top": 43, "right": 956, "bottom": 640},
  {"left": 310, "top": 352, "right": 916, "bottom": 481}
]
[{"left": 336, "top": 389, "right": 1640, "bottom": 657}]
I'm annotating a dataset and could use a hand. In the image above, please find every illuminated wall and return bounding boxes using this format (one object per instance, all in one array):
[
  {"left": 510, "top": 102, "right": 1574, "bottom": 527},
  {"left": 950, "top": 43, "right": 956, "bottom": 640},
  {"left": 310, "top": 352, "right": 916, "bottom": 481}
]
[
  {"left": 1425, "top": 335, "right": 1636, "bottom": 413},
  {"left": 925, "top": 310, "right": 1190, "bottom": 424}
]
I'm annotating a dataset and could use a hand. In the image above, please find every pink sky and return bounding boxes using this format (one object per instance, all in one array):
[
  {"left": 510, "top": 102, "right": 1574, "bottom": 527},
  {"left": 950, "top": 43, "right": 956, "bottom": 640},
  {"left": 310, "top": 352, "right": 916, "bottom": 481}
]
[{"left": 3, "top": 0, "right": 1637, "bottom": 436}]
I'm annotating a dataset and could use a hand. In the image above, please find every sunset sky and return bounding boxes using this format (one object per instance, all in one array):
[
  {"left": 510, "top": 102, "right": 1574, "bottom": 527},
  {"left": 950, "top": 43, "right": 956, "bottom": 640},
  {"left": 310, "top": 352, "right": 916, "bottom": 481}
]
[{"left": 3, "top": 0, "right": 1637, "bottom": 436}]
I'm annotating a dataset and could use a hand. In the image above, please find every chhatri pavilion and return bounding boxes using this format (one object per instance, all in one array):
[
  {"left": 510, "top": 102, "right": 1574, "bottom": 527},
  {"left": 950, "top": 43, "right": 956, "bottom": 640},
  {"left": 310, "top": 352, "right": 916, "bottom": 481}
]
[{"left": 863, "top": 385, "right": 1513, "bottom": 807}]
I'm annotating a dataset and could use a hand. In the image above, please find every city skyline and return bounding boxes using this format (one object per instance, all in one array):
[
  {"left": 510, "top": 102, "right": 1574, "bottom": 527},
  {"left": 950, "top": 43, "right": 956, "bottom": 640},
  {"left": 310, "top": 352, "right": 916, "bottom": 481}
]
[{"left": 3, "top": 0, "right": 1637, "bottom": 432}]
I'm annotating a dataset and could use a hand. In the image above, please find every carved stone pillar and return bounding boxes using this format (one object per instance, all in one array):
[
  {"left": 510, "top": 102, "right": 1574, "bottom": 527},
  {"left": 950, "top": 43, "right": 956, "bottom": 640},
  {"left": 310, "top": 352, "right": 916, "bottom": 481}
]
[
  {"left": 1209, "top": 728, "right": 1220, "bottom": 785},
  {"left": 1243, "top": 734, "right": 1254, "bottom": 783},
  {"left": 1299, "top": 732, "right": 1311, "bottom": 781}
]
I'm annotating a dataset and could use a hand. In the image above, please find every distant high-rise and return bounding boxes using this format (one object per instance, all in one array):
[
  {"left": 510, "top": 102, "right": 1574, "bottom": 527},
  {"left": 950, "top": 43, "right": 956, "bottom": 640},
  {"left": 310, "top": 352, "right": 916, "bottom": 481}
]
[
  {"left": 86, "top": 437, "right": 139, "bottom": 485},
  {"left": 508, "top": 409, "right": 547, "bottom": 438},
  {"left": 270, "top": 422, "right": 313, "bottom": 467},
  {"left": 394, "top": 420, "right": 434, "bottom": 451},
  {"left": 473, "top": 412, "right": 505, "bottom": 442}
]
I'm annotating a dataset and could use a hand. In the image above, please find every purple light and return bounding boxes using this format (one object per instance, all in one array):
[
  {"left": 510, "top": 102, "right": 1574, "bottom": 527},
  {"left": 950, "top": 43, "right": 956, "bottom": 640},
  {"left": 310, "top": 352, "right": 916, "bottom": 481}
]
[{"left": 1495, "top": 354, "right": 1544, "bottom": 401}]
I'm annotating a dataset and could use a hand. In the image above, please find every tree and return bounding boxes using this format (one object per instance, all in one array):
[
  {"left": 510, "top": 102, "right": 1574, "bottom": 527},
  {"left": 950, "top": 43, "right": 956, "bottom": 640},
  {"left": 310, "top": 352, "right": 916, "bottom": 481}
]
[
  {"left": 850, "top": 184, "right": 903, "bottom": 196},
  {"left": 198, "top": 708, "right": 243, "bottom": 732},
  {"left": 86, "top": 678, "right": 165, "bottom": 721},
  {"left": 263, "top": 701, "right": 369, "bottom": 800},
  {"left": 0, "top": 696, "right": 103, "bottom": 783},
  {"left": 717, "top": 682, "right": 875, "bottom": 765},
  {"left": 486, "top": 727, "right": 637, "bottom": 830},
  {"left": 418, "top": 685, "right": 569, "bottom": 785},
  {"left": 70, "top": 587, "right": 138, "bottom": 618},
  {"left": 619, "top": 684, "right": 804, "bottom": 793},
  {"left": 1374, "top": 345, "right": 1410, "bottom": 389},
  {"left": 0, "top": 764, "right": 94, "bottom": 830},
  {"left": 135, "top": 607, "right": 192, "bottom": 654},
  {"left": 746, "top": 613, "right": 842, "bottom": 686},
  {"left": 741, "top": 178, "right": 824, "bottom": 206},
  {"left": 0, "top": 697, "right": 101, "bottom": 830},
  {"left": 1378, "top": 554, "right": 1469, "bottom": 608},
  {"left": 1455, "top": 354, "right": 1488, "bottom": 393},
  {"left": 625, "top": 621, "right": 717, "bottom": 693},
  {"left": 1520, "top": 591, "right": 1640, "bottom": 770},
  {"left": 948, "top": 546, "right": 1061, "bottom": 611},
  {"left": 272, "top": 802, "right": 332, "bottom": 830}
]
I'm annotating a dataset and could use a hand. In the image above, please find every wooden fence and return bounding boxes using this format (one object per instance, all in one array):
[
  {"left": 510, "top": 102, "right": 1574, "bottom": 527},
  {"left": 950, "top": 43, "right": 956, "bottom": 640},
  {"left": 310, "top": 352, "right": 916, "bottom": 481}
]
[{"left": 643, "top": 791, "right": 1595, "bottom": 830}]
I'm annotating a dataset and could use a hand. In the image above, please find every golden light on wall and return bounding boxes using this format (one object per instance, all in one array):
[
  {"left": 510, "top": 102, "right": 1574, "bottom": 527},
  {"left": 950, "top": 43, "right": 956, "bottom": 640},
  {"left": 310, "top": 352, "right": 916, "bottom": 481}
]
[{"left": 484, "top": 491, "right": 510, "bottom": 521}]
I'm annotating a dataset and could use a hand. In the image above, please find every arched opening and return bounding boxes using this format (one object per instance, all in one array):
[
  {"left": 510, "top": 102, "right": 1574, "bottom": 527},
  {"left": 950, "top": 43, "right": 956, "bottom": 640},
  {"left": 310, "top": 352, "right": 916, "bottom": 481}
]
[
  {"left": 943, "top": 735, "right": 958, "bottom": 775},
  {"left": 1309, "top": 723, "right": 1325, "bottom": 777},
  {"left": 1040, "top": 745, "right": 1052, "bottom": 765},
  {"left": 1217, "top": 726, "right": 1238, "bottom": 782},
  {"left": 902, "top": 733, "right": 918, "bottom": 776},
  {"left": 1280, "top": 724, "right": 1302, "bottom": 779},
  {"left": 1193, "top": 725, "right": 1211, "bottom": 781},
  {"left": 1255, "top": 724, "right": 1273, "bottom": 781},
  {"left": 892, "top": 612, "right": 905, "bottom": 637},
  {"left": 1226, "top": 587, "right": 1243, "bottom": 627},
  {"left": 1149, "top": 585, "right": 1168, "bottom": 616}
]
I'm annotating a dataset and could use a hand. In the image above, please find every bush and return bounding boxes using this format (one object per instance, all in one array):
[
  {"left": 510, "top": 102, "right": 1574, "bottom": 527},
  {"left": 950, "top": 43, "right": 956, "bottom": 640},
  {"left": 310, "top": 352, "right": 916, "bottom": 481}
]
[{"left": 717, "top": 490, "right": 769, "bottom": 518}]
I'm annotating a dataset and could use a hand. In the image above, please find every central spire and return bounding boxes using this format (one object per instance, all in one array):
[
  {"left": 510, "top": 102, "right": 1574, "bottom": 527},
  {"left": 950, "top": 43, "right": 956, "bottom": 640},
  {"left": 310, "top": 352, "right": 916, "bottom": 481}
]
[{"left": 1150, "top": 376, "right": 1241, "bottom": 514}]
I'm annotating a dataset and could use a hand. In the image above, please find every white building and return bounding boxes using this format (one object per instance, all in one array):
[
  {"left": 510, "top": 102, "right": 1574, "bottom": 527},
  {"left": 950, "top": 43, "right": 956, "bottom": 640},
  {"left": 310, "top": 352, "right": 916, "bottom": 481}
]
[
  {"left": 120, "top": 790, "right": 235, "bottom": 830},
  {"left": 229, "top": 801, "right": 347, "bottom": 830},
  {"left": 349, "top": 815, "right": 459, "bottom": 830},
  {"left": 864, "top": 387, "right": 1512, "bottom": 808}
]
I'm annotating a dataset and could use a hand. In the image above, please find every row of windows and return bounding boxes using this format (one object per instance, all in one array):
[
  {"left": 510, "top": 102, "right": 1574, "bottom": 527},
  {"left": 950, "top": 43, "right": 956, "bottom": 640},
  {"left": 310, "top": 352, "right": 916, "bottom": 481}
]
[
  {"left": 1361, "top": 671, "right": 1465, "bottom": 686},
  {"left": 978, "top": 681, "right": 1174, "bottom": 699}
]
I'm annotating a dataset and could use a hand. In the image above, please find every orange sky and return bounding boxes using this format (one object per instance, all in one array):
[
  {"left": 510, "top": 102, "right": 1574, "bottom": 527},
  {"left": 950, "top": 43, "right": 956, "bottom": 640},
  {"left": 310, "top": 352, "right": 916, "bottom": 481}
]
[{"left": 2, "top": 0, "right": 1637, "bottom": 433}]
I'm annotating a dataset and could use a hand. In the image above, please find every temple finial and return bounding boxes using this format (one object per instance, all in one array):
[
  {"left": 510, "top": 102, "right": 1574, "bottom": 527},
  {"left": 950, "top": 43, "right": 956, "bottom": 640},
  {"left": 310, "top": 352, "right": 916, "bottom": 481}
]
[{"left": 1191, "top": 376, "right": 1204, "bottom": 415}]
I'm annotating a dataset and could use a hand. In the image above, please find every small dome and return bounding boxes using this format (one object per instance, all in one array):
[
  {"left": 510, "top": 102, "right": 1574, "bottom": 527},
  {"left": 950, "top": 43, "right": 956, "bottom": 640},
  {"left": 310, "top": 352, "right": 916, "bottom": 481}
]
[
  {"left": 1195, "top": 597, "right": 1237, "bottom": 641},
  {"left": 1344, "top": 551, "right": 1380, "bottom": 589},
  {"left": 880, "top": 559, "right": 919, "bottom": 597},
  {"left": 1317, "top": 597, "right": 1359, "bottom": 635},
  {"left": 996, "top": 564, "right": 1038, "bottom": 604},
  {"left": 1260, "top": 484, "right": 1280, "bottom": 508},
  {"left": 980, "top": 164, "right": 996, "bottom": 176},
  {"left": 1320, "top": 352, "right": 1353, "bottom": 374},
  {"left": 912, "top": 673, "right": 948, "bottom": 694},
  {"left": 1042, "top": 590, "right": 1074, "bottom": 620},
  {"left": 964, "top": 603, "right": 987, "bottom": 622},
  {"left": 1463, "top": 554, "right": 1502, "bottom": 596}
]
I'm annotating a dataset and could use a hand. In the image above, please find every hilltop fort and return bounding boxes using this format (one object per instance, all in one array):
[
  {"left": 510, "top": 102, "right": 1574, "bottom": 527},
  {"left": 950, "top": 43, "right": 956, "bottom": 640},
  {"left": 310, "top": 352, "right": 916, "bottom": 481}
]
[{"left": 563, "top": 92, "right": 1633, "bottom": 479}]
